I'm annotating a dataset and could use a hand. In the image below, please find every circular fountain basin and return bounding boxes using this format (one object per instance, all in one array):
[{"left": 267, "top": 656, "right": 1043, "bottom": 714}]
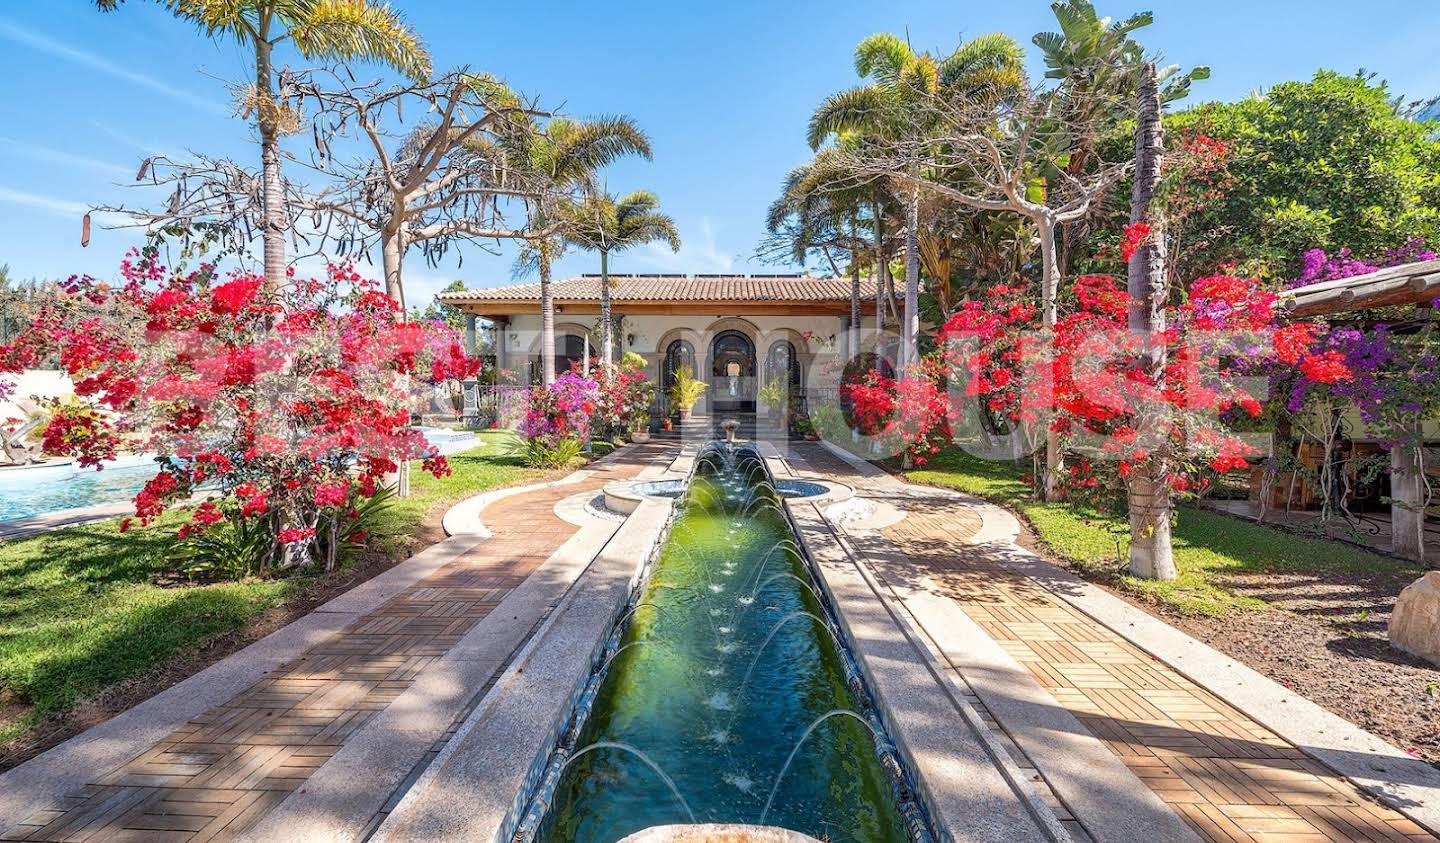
[
  {"left": 775, "top": 480, "right": 826, "bottom": 499},
  {"left": 603, "top": 478, "right": 688, "bottom": 514},
  {"left": 618, "top": 825, "right": 822, "bottom": 843}
]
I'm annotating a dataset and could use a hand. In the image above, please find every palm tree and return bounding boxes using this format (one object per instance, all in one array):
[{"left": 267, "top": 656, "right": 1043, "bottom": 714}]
[
  {"left": 1034, "top": 0, "right": 1208, "bottom": 277},
  {"left": 509, "top": 117, "right": 653, "bottom": 385},
  {"left": 95, "top": 0, "right": 431, "bottom": 291},
  {"left": 765, "top": 149, "right": 871, "bottom": 356},
  {"left": 808, "top": 32, "right": 1025, "bottom": 369},
  {"left": 566, "top": 191, "right": 680, "bottom": 379}
]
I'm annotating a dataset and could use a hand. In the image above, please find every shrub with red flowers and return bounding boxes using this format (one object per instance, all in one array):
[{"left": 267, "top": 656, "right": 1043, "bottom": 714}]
[
  {"left": 0, "top": 251, "right": 480, "bottom": 575},
  {"left": 839, "top": 357, "right": 951, "bottom": 465},
  {"left": 941, "top": 270, "right": 1345, "bottom": 504},
  {"left": 590, "top": 356, "right": 654, "bottom": 441}
]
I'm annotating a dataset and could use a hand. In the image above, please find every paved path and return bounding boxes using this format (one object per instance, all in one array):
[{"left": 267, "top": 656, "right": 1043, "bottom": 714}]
[
  {"left": 3, "top": 447, "right": 662, "bottom": 843},
  {"left": 788, "top": 443, "right": 1434, "bottom": 843}
]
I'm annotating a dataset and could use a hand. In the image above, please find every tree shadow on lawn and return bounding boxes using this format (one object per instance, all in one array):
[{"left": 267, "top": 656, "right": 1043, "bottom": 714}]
[{"left": 1, "top": 580, "right": 287, "bottom": 730}]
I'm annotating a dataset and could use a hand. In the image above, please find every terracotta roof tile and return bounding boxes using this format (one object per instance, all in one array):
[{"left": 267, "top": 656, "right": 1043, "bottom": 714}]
[{"left": 437, "top": 274, "right": 879, "bottom": 304}]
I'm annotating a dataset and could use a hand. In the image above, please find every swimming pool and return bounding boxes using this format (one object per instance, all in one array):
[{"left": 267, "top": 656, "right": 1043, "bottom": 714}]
[{"left": 0, "top": 428, "right": 481, "bottom": 525}]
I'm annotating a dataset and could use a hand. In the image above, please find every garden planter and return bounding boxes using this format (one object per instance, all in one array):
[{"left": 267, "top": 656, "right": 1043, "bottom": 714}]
[
  {"left": 678, "top": 408, "right": 692, "bottom": 422},
  {"left": 632, "top": 431, "right": 651, "bottom": 443}
]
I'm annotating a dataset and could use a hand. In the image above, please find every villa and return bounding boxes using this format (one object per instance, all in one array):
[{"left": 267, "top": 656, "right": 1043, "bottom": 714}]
[{"left": 441, "top": 273, "right": 882, "bottom": 416}]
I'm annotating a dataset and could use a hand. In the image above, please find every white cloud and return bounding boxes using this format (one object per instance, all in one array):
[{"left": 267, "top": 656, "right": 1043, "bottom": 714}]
[
  {"left": 0, "top": 187, "right": 91, "bottom": 219},
  {"left": 631, "top": 216, "right": 734, "bottom": 274},
  {"left": 0, "top": 18, "right": 227, "bottom": 116},
  {"left": 1, "top": 136, "right": 130, "bottom": 178}
]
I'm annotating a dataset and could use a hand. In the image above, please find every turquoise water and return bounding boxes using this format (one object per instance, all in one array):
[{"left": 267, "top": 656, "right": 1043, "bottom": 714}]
[
  {"left": 528, "top": 446, "right": 923, "bottom": 842},
  {"left": 0, "top": 429, "right": 477, "bottom": 525},
  {"left": 0, "top": 455, "right": 160, "bottom": 522}
]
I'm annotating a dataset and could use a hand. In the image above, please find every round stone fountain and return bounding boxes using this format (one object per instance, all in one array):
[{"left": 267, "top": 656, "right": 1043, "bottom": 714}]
[{"left": 619, "top": 825, "right": 822, "bottom": 843}]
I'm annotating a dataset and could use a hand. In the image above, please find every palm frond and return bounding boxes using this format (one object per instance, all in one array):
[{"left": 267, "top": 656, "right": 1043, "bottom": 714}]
[
  {"left": 546, "top": 115, "right": 652, "bottom": 183},
  {"left": 853, "top": 32, "right": 913, "bottom": 87},
  {"left": 288, "top": 0, "right": 432, "bottom": 81},
  {"left": 807, "top": 85, "right": 887, "bottom": 149}
]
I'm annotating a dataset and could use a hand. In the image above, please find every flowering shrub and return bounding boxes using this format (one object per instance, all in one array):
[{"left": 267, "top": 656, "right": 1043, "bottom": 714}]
[
  {"left": 590, "top": 357, "right": 653, "bottom": 440},
  {"left": 517, "top": 370, "right": 598, "bottom": 467},
  {"left": 839, "top": 358, "right": 951, "bottom": 465},
  {"left": 941, "top": 269, "right": 1344, "bottom": 502},
  {"left": 0, "top": 252, "right": 479, "bottom": 575}
]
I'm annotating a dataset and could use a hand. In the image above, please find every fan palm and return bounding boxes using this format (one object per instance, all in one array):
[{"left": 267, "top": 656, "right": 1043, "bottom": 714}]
[
  {"left": 509, "top": 117, "right": 653, "bottom": 385},
  {"left": 95, "top": 0, "right": 431, "bottom": 291},
  {"left": 808, "top": 32, "right": 1025, "bottom": 369},
  {"left": 566, "top": 190, "right": 680, "bottom": 379}
]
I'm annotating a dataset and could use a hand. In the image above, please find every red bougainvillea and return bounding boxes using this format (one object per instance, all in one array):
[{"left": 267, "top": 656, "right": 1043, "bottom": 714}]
[
  {"left": 938, "top": 268, "right": 1347, "bottom": 498},
  {"left": 0, "top": 251, "right": 480, "bottom": 573}
]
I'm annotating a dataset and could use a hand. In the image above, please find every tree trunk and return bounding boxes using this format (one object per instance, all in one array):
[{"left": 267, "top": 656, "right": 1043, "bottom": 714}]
[
  {"left": 599, "top": 249, "right": 613, "bottom": 381},
  {"left": 540, "top": 248, "right": 556, "bottom": 386},
  {"left": 849, "top": 216, "right": 862, "bottom": 362},
  {"left": 255, "top": 37, "right": 287, "bottom": 293},
  {"left": 381, "top": 227, "right": 406, "bottom": 311},
  {"left": 1127, "top": 466, "right": 1176, "bottom": 579},
  {"left": 902, "top": 185, "right": 920, "bottom": 371},
  {"left": 1126, "top": 64, "right": 1173, "bottom": 580},
  {"left": 1036, "top": 214, "right": 1064, "bottom": 501},
  {"left": 1391, "top": 419, "right": 1429, "bottom": 565},
  {"left": 873, "top": 199, "right": 887, "bottom": 348}
]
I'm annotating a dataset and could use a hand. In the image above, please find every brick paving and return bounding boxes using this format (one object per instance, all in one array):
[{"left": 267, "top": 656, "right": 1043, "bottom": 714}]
[
  {"left": 789, "top": 443, "right": 1435, "bottom": 843},
  {"left": 3, "top": 447, "right": 660, "bottom": 843}
]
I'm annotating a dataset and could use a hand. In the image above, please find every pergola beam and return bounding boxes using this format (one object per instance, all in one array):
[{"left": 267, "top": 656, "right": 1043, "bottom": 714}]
[{"left": 1285, "top": 260, "right": 1440, "bottom": 318}]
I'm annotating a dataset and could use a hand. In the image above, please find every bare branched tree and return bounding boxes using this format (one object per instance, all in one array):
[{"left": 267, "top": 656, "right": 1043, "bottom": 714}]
[
  {"left": 296, "top": 68, "right": 565, "bottom": 310},
  {"left": 831, "top": 84, "right": 1132, "bottom": 499}
]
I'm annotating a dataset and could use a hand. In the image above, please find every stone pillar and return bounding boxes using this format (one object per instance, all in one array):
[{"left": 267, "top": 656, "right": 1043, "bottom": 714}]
[
  {"left": 1392, "top": 422, "right": 1428, "bottom": 565},
  {"left": 494, "top": 318, "right": 508, "bottom": 372},
  {"left": 463, "top": 313, "right": 477, "bottom": 356}
]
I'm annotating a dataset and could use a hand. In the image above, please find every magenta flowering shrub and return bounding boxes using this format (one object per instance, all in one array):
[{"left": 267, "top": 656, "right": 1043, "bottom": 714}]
[{"left": 519, "top": 371, "right": 599, "bottom": 448}]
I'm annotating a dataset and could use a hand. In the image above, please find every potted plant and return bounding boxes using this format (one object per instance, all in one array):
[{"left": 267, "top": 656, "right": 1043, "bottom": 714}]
[
  {"left": 794, "top": 414, "right": 819, "bottom": 441},
  {"left": 667, "top": 365, "right": 708, "bottom": 422},
  {"left": 632, "top": 411, "right": 652, "bottom": 443},
  {"left": 757, "top": 376, "right": 790, "bottom": 430}
]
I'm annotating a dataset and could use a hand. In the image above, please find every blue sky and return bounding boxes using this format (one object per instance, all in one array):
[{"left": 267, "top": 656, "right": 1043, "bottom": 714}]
[{"left": 1, "top": 1, "right": 1436, "bottom": 308}]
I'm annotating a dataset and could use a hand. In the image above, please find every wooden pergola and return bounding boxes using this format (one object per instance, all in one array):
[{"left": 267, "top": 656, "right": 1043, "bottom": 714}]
[{"left": 1281, "top": 258, "right": 1440, "bottom": 564}]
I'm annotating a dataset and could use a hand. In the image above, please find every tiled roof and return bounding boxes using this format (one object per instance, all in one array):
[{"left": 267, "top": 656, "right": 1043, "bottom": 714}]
[{"left": 437, "top": 274, "right": 879, "bottom": 303}]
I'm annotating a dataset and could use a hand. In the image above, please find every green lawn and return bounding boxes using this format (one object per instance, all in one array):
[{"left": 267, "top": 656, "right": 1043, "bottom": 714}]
[
  {"left": 0, "top": 430, "right": 541, "bottom": 747},
  {"left": 904, "top": 447, "right": 1408, "bottom": 617}
]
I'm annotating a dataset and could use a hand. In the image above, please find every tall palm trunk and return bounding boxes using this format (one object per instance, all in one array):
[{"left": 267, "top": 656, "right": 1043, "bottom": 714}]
[
  {"left": 1125, "top": 65, "right": 1173, "bottom": 580},
  {"left": 599, "top": 248, "right": 614, "bottom": 381},
  {"left": 901, "top": 185, "right": 920, "bottom": 370},
  {"left": 873, "top": 199, "right": 887, "bottom": 350},
  {"left": 540, "top": 246, "right": 556, "bottom": 386},
  {"left": 849, "top": 215, "right": 862, "bottom": 362},
  {"left": 254, "top": 31, "right": 287, "bottom": 293}
]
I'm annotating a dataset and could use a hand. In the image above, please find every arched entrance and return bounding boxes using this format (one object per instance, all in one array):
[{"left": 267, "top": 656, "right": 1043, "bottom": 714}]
[
  {"left": 709, "top": 330, "right": 756, "bottom": 414},
  {"left": 662, "top": 338, "right": 697, "bottom": 414}
]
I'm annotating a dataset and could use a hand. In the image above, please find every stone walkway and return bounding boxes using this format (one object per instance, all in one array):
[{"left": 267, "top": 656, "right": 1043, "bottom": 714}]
[
  {"left": 2, "top": 447, "right": 661, "bottom": 843},
  {"left": 787, "top": 443, "right": 1435, "bottom": 843}
]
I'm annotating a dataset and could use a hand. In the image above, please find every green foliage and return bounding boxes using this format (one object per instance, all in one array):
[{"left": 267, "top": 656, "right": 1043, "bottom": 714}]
[
  {"left": 0, "top": 432, "right": 539, "bottom": 745},
  {"left": 757, "top": 376, "right": 791, "bottom": 414},
  {"left": 667, "top": 365, "right": 707, "bottom": 411},
  {"left": 1166, "top": 71, "right": 1440, "bottom": 278},
  {"left": 512, "top": 434, "right": 585, "bottom": 468},
  {"left": 168, "top": 511, "right": 279, "bottom": 580},
  {"left": 905, "top": 447, "right": 1409, "bottom": 616},
  {"left": 809, "top": 405, "right": 852, "bottom": 442}
]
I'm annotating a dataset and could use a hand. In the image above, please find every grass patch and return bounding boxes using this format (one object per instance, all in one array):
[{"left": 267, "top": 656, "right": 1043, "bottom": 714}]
[
  {"left": 905, "top": 447, "right": 1406, "bottom": 617},
  {"left": 0, "top": 429, "right": 542, "bottom": 746}
]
